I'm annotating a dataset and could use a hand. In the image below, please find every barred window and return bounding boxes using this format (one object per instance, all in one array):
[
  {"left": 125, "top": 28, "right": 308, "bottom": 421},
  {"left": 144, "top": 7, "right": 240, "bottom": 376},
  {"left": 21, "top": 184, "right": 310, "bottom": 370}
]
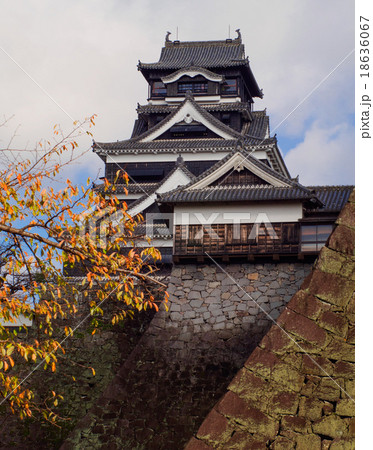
[
  {"left": 151, "top": 81, "right": 167, "bottom": 97},
  {"left": 178, "top": 82, "right": 208, "bottom": 93},
  {"left": 221, "top": 78, "right": 238, "bottom": 95}
]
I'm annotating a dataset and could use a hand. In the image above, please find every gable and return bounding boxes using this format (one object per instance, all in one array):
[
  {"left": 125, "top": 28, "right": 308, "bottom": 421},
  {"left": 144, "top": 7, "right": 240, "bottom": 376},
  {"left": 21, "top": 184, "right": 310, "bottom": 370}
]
[
  {"left": 156, "top": 122, "right": 222, "bottom": 140},
  {"left": 139, "top": 99, "right": 238, "bottom": 143},
  {"left": 211, "top": 167, "right": 270, "bottom": 186},
  {"left": 161, "top": 67, "right": 224, "bottom": 84},
  {"left": 187, "top": 152, "right": 292, "bottom": 191}
]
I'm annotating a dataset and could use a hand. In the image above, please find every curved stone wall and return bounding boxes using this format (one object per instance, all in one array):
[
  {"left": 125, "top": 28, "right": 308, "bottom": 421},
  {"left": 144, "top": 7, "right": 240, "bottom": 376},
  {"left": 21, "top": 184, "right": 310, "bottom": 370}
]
[{"left": 62, "top": 261, "right": 312, "bottom": 449}]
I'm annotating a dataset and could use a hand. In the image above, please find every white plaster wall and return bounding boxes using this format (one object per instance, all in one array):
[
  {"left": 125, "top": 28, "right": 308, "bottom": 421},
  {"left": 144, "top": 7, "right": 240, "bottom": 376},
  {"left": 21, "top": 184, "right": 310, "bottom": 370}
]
[{"left": 174, "top": 202, "right": 303, "bottom": 225}]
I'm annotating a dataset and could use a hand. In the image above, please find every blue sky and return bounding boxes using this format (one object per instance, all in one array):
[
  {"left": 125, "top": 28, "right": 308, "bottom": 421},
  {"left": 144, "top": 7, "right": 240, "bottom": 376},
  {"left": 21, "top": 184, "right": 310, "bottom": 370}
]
[{"left": 1, "top": 0, "right": 355, "bottom": 186}]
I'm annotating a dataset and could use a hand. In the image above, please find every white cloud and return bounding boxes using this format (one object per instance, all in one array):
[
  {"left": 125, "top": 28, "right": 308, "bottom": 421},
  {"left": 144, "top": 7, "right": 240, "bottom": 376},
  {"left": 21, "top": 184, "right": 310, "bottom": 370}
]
[
  {"left": 284, "top": 121, "right": 355, "bottom": 185},
  {"left": 0, "top": 0, "right": 355, "bottom": 185}
]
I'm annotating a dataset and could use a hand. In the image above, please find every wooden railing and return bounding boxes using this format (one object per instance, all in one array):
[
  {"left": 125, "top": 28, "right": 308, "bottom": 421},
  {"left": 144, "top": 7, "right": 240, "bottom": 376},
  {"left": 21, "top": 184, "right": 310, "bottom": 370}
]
[{"left": 174, "top": 223, "right": 300, "bottom": 256}]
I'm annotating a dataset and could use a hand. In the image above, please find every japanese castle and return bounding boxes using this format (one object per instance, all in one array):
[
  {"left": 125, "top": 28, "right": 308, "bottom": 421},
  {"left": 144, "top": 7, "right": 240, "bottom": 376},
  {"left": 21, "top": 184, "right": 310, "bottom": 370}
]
[{"left": 93, "top": 32, "right": 353, "bottom": 264}]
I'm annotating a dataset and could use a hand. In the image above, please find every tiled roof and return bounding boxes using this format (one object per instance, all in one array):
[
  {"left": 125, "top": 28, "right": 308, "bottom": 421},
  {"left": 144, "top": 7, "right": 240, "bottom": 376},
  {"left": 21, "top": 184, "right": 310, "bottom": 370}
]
[
  {"left": 128, "top": 93, "right": 243, "bottom": 144},
  {"left": 182, "top": 147, "right": 301, "bottom": 190},
  {"left": 307, "top": 185, "right": 354, "bottom": 213},
  {"left": 134, "top": 222, "right": 173, "bottom": 239},
  {"left": 137, "top": 102, "right": 253, "bottom": 116},
  {"left": 130, "top": 118, "right": 147, "bottom": 138},
  {"left": 94, "top": 182, "right": 160, "bottom": 195},
  {"left": 138, "top": 40, "right": 246, "bottom": 71},
  {"left": 138, "top": 38, "right": 262, "bottom": 98},
  {"left": 127, "top": 160, "right": 195, "bottom": 212},
  {"left": 156, "top": 148, "right": 314, "bottom": 205},
  {"left": 242, "top": 110, "right": 269, "bottom": 140},
  {"left": 158, "top": 185, "right": 315, "bottom": 203},
  {"left": 93, "top": 137, "right": 276, "bottom": 153}
]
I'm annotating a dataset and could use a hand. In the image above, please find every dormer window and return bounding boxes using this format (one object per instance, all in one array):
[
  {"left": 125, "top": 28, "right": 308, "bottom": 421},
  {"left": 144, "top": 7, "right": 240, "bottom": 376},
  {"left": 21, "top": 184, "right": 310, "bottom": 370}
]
[
  {"left": 221, "top": 78, "right": 238, "bottom": 95},
  {"left": 178, "top": 82, "right": 208, "bottom": 94},
  {"left": 151, "top": 81, "right": 167, "bottom": 97}
]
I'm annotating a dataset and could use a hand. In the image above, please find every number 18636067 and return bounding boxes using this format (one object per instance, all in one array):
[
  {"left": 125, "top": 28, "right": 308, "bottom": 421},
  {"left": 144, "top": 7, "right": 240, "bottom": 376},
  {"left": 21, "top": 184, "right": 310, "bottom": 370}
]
[{"left": 360, "top": 16, "right": 370, "bottom": 78}]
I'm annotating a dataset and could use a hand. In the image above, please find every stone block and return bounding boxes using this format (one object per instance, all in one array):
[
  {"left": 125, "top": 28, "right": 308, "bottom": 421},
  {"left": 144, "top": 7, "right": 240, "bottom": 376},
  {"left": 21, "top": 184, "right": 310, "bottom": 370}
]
[
  {"left": 205, "top": 296, "right": 219, "bottom": 304},
  {"left": 242, "top": 316, "right": 255, "bottom": 324},
  {"left": 317, "top": 378, "right": 343, "bottom": 402},
  {"left": 269, "top": 309, "right": 280, "bottom": 320},
  {"left": 222, "top": 431, "right": 265, "bottom": 449},
  {"left": 192, "top": 318, "right": 204, "bottom": 325},
  {"left": 318, "top": 310, "right": 348, "bottom": 337},
  {"left": 211, "top": 308, "right": 223, "bottom": 317},
  {"left": 170, "top": 312, "right": 182, "bottom": 321},
  {"left": 281, "top": 415, "right": 311, "bottom": 433},
  {"left": 312, "top": 415, "right": 348, "bottom": 439},
  {"left": 170, "top": 304, "right": 181, "bottom": 312},
  {"left": 301, "top": 354, "right": 334, "bottom": 377},
  {"left": 172, "top": 268, "right": 182, "bottom": 278},
  {"left": 329, "top": 438, "right": 355, "bottom": 450},
  {"left": 185, "top": 437, "right": 212, "bottom": 450},
  {"left": 188, "top": 291, "right": 202, "bottom": 300},
  {"left": 216, "top": 391, "right": 278, "bottom": 438},
  {"left": 190, "top": 299, "right": 203, "bottom": 308},
  {"left": 307, "top": 269, "right": 354, "bottom": 307},
  {"left": 216, "top": 315, "right": 226, "bottom": 323},
  {"left": 222, "top": 305, "right": 235, "bottom": 312},
  {"left": 296, "top": 434, "right": 321, "bottom": 450},
  {"left": 278, "top": 309, "right": 328, "bottom": 346},
  {"left": 247, "top": 272, "right": 259, "bottom": 280},
  {"left": 298, "top": 396, "right": 324, "bottom": 421},
  {"left": 196, "top": 408, "right": 232, "bottom": 444},
  {"left": 333, "top": 361, "right": 354, "bottom": 378},
  {"left": 323, "top": 339, "right": 354, "bottom": 363}
]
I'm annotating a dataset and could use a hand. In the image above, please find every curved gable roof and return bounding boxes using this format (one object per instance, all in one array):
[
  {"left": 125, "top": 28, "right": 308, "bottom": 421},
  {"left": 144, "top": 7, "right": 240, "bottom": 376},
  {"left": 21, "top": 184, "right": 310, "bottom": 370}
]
[{"left": 161, "top": 66, "right": 224, "bottom": 84}]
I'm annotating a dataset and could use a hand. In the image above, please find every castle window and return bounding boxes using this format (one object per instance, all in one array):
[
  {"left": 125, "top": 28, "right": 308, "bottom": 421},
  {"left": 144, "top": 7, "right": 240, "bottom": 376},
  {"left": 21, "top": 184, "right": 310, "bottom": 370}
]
[
  {"left": 178, "top": 82, "right": 208, "bottom": 94},
  {"left": 221, "top": 78, "right": 238, "bottom": 95},
  {"left": 300, "top": 224, "right": 333, "bottom": 252},
  {"left": 151, "top": 81, "right": 167, "bottom": 97}
]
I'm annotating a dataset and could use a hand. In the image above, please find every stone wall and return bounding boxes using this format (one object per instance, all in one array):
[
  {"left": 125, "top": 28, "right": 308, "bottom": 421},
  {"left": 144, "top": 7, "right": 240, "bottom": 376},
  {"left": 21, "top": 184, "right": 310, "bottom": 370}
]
[
  {"left": 62, "top": 261, "right": 312, "bottom": 449},
  {"left": 0, "top": 297, "right": 156, "bottom": 449},
  {"left": 186, "top": 191, "right": 355, "bottom": 449},
  {"left": 144, "top": 263, "right": 312, "bottom": 366}
]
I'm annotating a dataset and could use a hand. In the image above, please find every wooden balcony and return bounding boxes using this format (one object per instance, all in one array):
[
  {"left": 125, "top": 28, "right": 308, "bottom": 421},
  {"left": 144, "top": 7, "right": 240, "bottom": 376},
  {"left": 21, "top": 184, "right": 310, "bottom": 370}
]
[{"left": 174, "top": 223, "right": 301, "bottom": 260}]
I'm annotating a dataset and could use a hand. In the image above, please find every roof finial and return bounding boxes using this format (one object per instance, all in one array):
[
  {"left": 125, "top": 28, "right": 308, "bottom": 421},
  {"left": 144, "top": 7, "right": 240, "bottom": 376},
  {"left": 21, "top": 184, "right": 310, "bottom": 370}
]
[
  {"left": 165, "top": 31, "right": 171, "bottom": 42},
  {"left": 235, "top": 29, "right": 242, "bottom": 41}
]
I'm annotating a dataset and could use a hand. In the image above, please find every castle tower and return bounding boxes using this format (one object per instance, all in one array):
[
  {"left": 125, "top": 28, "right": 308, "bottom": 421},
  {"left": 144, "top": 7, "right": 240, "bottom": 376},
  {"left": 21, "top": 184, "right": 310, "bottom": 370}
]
[{"left": 93, "top": 32, "right": 353, "bottom": 264}]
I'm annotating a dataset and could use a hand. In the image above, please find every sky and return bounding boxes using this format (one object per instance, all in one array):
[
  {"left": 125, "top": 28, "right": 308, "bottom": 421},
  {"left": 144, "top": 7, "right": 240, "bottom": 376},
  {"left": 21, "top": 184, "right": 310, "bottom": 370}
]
[{"left": 0, "top": 0, "right": 355, "bottom": 186}]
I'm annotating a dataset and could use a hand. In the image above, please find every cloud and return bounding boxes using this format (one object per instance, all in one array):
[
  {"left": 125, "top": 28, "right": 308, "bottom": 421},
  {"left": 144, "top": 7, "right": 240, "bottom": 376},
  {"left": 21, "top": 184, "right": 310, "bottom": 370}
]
[
  {"left": 284, "top": 121, "right": 355, "bottom": 185},
  {"left": 0, "top": 0, "right": 354, "bottom": 186}
]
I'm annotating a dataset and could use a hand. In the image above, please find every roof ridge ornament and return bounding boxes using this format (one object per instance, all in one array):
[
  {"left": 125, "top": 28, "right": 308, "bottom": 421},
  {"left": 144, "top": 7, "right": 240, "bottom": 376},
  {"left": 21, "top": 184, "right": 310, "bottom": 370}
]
[
  {"left": 165, "top": 31, "right": 171, "bottom": 42},
  {"left": 235, "top": 29, "right": 242, "bottom": 41}
]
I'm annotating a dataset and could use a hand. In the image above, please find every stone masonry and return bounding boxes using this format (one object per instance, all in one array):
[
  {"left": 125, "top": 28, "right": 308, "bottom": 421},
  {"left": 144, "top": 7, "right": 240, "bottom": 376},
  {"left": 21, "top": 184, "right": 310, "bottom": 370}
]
[
  {"left": 186, "top": 190, "right": 355, "bottom": 449},
  {"left": 145, "top": 263, "right": 312, "bottom": 366},
  {"left": 62, "top": 261, "right": 312, "bottom": 449}
]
